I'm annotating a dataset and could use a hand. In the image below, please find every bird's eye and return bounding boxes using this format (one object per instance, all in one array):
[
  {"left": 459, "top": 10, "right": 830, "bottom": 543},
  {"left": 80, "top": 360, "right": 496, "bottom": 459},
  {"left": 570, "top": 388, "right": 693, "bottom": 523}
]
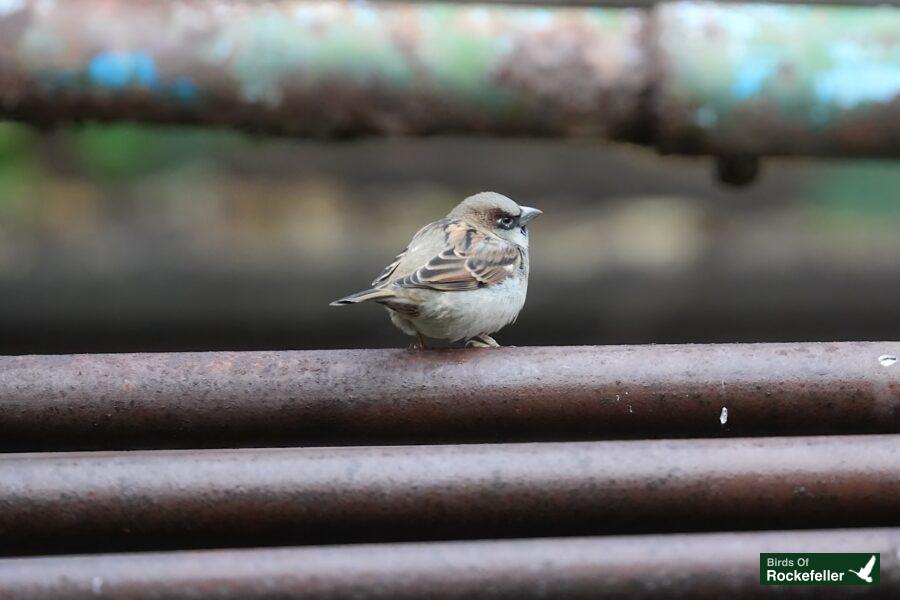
[{"left": 497, "top": 216, "right": 515, "bottom": 230}]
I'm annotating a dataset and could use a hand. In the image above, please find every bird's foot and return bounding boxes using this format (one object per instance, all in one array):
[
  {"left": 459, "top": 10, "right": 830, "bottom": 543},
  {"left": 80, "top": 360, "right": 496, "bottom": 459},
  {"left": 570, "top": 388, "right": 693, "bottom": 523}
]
[
  {"left": 466, "top": 334, "right": 500, "bottom": 348},
  {"left": 408, "top": 332, "right": 428, "bottom": 351}
]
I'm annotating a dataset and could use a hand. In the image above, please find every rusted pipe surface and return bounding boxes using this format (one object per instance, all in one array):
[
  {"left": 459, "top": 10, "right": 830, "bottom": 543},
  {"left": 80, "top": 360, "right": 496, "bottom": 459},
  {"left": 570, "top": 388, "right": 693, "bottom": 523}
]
[
  {"left": 656, "top": 3, "right": 900, "bottom": 156},
  {"left": 1, "top": 528, "right": 899, "bottom": 598},
  {"left": 0, "top": 0, "right": 648, "bottom": 139},
  {"left": 1, "top": 1, "right": 899, "bottom": 155},
  {"left": 1, "top": 343, "right": 897, "bottom": 451},
  {"left": 1, "top": 435, "right": 899, "bottom": 554}
]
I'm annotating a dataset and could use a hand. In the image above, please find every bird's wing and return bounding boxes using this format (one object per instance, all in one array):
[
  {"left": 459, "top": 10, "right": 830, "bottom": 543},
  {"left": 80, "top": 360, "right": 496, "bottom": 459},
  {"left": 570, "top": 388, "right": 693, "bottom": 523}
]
[
  {"left": 371, "top": 247, "right": 407, "bottom": 287},
  {"left": 862, "top": 555, "right": 876, "bottom": 576},
  {"left": 370, "top": 220, "right": 445, "bottom": 287},
  {"left": 372, "top": 221, "right": 446, "bottom": 287},
  {"left": 394, "top": 220, "right": 522, "bottom": 292}
]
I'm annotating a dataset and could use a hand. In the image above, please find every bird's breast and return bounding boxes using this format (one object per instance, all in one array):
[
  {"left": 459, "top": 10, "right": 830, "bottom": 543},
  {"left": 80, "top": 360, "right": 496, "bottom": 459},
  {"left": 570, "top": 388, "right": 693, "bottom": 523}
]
[{"left": 414, "top": 273, "right": 528, "bottom": 341}]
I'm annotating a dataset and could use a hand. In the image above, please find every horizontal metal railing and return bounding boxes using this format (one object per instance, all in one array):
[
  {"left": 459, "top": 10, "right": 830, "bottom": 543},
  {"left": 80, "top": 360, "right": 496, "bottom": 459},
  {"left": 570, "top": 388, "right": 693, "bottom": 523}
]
[
  {"left": 1, "top": 528, "right": 898, "bottom": 597},
  {"left": 2, "top": 1, "right": 898, "bottom": 157},
  {"left": 1, "top": 342, "right": 897, "bottom": 451},
  {"left": 2, "top": 435, "right": 899, "bottom": 554},
  {"left": 1, "top": 340, "right": 898, "bottom": 597}
]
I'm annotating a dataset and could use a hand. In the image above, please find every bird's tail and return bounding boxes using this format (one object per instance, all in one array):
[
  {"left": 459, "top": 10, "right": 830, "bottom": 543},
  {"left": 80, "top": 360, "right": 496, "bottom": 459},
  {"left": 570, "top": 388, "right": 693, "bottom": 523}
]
[{"left": 330, "top": 288, "right": 396, "bottom": 306}]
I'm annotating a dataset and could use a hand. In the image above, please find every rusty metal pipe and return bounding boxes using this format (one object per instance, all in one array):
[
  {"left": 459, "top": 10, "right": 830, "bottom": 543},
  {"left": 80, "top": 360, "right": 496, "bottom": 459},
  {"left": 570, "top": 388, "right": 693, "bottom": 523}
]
[
  {"left": 1, "top": 343, "right": 898, "bottom": 451},
  {"left": 0, "top": 0, "right": 649, "bottom": 140},
  {"left": 2, "top": 435, "right": 899, "bottom": 554},
  {"left": 2, "top": 528, "right": 899, "bottom": 598},
  {"left": 1, "top": 1, "right": 899, "bottom": 156}
]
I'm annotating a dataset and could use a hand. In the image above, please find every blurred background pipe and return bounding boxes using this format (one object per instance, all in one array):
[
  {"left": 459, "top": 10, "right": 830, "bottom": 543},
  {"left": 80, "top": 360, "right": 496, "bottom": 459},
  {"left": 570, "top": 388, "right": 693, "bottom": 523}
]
[
  {"left": 2, "top": 435, "right": 899, "bottom": 554},
  {"left": 1, "top": 343, "right": 898, "bottom": 451},
  {"left": 0, "top": 1, "right": 898, "bottom": 156},
  {"left": 1, "top": 528, "right": 899, "bottom": 598},
  {"left": 655, "top": 3, "right": 900, "bottom": 156},
  {"left": 0, "top": 0, "right": 649, "bottom": 140}
]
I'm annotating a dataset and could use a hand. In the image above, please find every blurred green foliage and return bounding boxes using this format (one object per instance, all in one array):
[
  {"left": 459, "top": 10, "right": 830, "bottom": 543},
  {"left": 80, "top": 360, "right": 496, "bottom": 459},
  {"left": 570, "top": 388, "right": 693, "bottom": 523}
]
[
  {"left": 0, "top": 123, "right": 40, "bottom": 218},
  {"left": 0, "top": 120, "right": 897, "bottom": 224},
  {"left": 74, "top": 125, "right": 243, "bottom": 182},
  {"left": 809, "top": 162, "right": 900, "bottom": 216},
  {"left": 0, "top": 122, "right": 246, "bottom": 200}
]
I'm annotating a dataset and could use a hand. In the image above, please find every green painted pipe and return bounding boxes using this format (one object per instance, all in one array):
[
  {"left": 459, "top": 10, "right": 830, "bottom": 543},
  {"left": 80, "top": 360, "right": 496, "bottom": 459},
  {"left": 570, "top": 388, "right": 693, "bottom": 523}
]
[
  {"left": 0, "top": 1, "right": 898, "bottom": 156},
  {"left": 1, "top": 0, "right": 647, "bottom": 138},
  {"left": 658, "top": 3, "right": 900, "bottom": 155}
]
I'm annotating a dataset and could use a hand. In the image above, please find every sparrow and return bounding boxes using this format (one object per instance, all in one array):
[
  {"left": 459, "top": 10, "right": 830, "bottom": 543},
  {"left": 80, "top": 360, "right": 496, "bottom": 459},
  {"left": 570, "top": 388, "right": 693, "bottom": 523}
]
[{"left": 331, "top": 192, "right": 542, "bottom": 348}]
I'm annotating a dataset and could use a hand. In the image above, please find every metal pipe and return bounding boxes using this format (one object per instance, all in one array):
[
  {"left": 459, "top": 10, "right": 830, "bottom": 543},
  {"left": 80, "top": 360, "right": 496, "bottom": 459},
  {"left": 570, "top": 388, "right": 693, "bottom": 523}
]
[
  {"left": 1, "top": 1, "right": 898, "bottom": 156},
  {"left": 0, "top": 0, "right": 649, "bottom": 139},
  {"left": 1, "top": 343, "right": 897, "bottom": 451},
  {"left": 2, "top": 528, "right": 899, "bottom": 598},
  {"left": 656, "top": 3, "right": 900, "bottom": 156},
  {"left": 2, "top": 435, "right": 899, "bottom": 554}
]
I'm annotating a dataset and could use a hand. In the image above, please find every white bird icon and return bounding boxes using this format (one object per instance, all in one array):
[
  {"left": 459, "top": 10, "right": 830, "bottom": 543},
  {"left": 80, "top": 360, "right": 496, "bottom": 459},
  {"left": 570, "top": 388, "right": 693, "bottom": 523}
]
[{"left": 848, "top": 555, "right": 877, "bottom": 583}]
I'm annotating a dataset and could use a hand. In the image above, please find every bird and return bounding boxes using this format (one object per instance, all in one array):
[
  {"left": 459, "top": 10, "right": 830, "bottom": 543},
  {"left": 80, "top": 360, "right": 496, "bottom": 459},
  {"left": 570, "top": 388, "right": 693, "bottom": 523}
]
[
  {"left": 848, "top": 555, "right": 877, "bottom": 583},
  {"left": 330, "top": 192, "right": 541, "bottom": 349}
]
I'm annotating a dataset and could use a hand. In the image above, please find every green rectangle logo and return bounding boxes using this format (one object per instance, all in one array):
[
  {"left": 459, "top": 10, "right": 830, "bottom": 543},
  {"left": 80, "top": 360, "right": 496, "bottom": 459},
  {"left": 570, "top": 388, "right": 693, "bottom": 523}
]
[{"left": 761, "top": 553, "right": 879, "bottom": 586}]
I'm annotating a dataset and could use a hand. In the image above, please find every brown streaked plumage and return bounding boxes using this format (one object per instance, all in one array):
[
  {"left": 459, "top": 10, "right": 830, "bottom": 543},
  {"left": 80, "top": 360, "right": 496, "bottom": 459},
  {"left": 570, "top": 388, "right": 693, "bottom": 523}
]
[
  {"left": 331, "top": 192, "right": 541, "bottom": 348},
  {"left": 395, "top": 220, "right": 523, "bottom": 291}
]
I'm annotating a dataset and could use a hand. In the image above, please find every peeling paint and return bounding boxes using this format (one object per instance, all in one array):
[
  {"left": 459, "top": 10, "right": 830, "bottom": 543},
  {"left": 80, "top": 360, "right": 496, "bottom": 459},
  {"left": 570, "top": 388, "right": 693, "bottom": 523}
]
[
  {"left": 2, "top": 0, "right": 898, "bottom": 153},
  {"left": 87, "top": 52, "right": 158, "bottom": 90},
  {"left": 659, "top": 3, "right": 900, "bottom": 155},
  {"left": 156, "top": 1, "right": 642, "bottom": 131},
  {"left": 731, "top": 56, "right": 777, "bottom": 100},
  {"left": 80, "top": 52, "right": 198, "bottom": 103},
  {"left": 815, "top": 65, "right": 900, "bottom": 110}
]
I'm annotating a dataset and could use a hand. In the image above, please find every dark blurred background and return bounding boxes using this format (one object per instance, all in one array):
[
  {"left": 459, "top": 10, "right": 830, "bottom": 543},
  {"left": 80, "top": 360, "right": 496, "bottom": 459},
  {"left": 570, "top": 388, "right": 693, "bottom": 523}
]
[{"left": 1, "top": 121, "right": 898, "bottom": 354}]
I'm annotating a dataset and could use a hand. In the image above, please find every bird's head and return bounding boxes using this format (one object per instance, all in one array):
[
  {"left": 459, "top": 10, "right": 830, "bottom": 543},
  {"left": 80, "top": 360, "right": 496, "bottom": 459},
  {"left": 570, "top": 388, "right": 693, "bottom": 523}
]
[{"left": 449, "top": 192, "right": 542, "bottom": 248}]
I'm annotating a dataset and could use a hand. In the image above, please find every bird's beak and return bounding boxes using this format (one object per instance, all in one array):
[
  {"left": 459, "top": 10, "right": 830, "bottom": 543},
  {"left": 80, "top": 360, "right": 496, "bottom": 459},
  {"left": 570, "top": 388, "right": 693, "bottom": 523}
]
[{"left": 519, "top": 206, "right": 542, "bottom": 225}]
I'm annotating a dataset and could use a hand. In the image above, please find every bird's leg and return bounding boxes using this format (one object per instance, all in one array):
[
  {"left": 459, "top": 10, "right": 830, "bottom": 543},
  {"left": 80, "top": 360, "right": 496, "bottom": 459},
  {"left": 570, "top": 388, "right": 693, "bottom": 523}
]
[
  {"left": 409, "top": 331, "right": 427, "bottom": 350},
  {"left": 466, "top": 334, "right": 500, "bottom": 348},
  {"left": 479, "top": 334, "right": 499, "bottom": 347}
]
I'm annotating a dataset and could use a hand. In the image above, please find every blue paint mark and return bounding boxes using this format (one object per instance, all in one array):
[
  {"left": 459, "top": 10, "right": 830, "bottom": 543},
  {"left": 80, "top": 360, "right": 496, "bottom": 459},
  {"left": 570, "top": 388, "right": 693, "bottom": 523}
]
[
  {"left": 353, "top": 5, "right": 379, "bottom": 28},
  {"left": 88, "top": 53, "right": 133, "bottom": 89},
  {"left": 814, "top": 65, "right": 900, "bottom": 109},
  {"left": 84, "top": 51, "right": 198, "bottom": 104},
  {"left": 132, "top": 54, "right": 158, "bottom": 87},
  {"left": 732, "top": 57, "right": 778, "bottom": 100},
  {"left": 87, "top": 51, "right": 158, "bottom": 90},
  {"left": 171, "top": 77, "right": 198, "bottom": 102},
  {"left": 523, "top": 8, "right": 554, "bottom": 28}
]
